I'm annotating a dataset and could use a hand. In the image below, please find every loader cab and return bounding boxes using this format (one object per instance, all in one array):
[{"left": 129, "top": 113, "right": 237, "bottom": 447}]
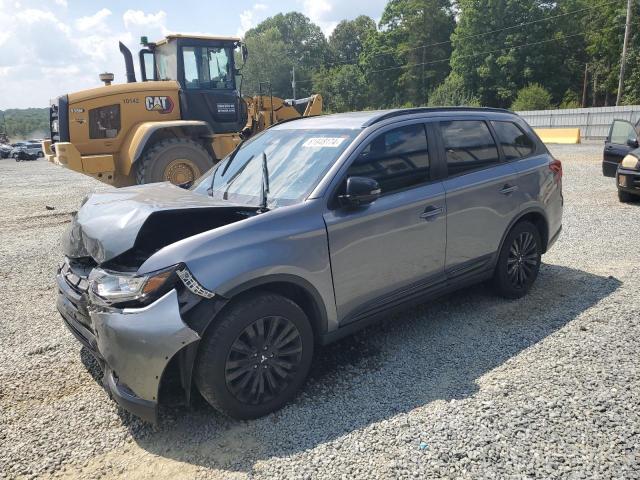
[{"left": 139, "top": 35, "right": 248, "bottom": 134}]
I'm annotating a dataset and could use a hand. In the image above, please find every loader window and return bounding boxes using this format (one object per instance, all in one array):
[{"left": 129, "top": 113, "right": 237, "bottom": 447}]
[
  {"left": 89, "top": 105, "right": 120, "bottom": 139},
  {"left": 182, "top": 46, "right": 233, "bottom": 90}
]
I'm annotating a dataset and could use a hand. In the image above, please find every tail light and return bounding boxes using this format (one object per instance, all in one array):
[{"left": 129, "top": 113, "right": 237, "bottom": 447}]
[{"left": 549, "top": 159, "right": 563, "bottom": 181}]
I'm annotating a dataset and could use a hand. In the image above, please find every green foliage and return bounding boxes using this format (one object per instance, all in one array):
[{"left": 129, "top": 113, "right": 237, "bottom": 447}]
[
  {"left": 329, "top": 16, "right": 376, "bottom": 64},
  {"left": 313, "top": 65, "right": 369, "bottom": 113},
  {"left": 0, "top": 108, "right": 48, "bottom": 141},
  {"left": 511, "top": 84, "right": 553, "bottom": 111},
  {"left": 559, "top": 90, "right": 581, "bottom": 109},
  {"left": 242, "top": 28, "right": 293, "bottom": 98},
  {"left": 427, "top": 73, "right": 480, "bottom": 106}
]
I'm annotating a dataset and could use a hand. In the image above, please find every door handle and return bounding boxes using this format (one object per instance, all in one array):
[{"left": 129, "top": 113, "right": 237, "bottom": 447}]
[
  {"left": 500, "top": 184, "right": 518, "bottom": 195},
  {"left": 420, "top": 205, "right": 443, "bottom": 221}
]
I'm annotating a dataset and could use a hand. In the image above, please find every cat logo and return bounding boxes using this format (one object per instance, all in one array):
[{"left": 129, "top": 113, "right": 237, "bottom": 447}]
[{"left": 145, "top": 96, "right": 174, "bottom": 114}]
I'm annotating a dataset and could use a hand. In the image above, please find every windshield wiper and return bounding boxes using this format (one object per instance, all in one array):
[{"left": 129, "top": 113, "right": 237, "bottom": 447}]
[
  {"left": 208, "top": 141, "right": 243, "bottom": 196},
  {"left": 259, "top": 151, "right": 270, "bottom": 213}
]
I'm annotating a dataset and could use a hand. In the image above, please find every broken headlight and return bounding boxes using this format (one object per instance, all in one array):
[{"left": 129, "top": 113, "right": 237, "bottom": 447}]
[{"left": 88, "top": 265, "right": 177, "bottom": 306}]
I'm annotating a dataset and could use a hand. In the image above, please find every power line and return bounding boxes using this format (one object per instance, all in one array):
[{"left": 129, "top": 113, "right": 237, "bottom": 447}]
[{"left": 321, "top": 0, "right": 622, "bottom": 69}]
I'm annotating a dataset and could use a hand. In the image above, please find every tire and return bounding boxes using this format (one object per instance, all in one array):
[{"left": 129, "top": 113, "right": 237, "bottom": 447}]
[
  {"left": 37, "top": 151, "right": 44, "bottom": 158},
  {"left": 134, "top": 138, "right": 213, "bottom": 185},
  {"left": 618, "top": 189, "right": 636, "bottom": 203},
  {"left": 492, "top": 221, "right": 542, "bottom": 299},
  {"left": 194, "top": 292, "right": 314, "bottom": 419}
]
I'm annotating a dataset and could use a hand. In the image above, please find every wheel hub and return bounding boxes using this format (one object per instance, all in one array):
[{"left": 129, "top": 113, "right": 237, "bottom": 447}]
[
  {"left": 163, "top": 158, "right": 199, "bottom": 185},
  {"left": 506, "top": 232, "right": 538, "bottom": 288},
  {"left": 225, "top": 316, "right": 303, "bottom": 405}
]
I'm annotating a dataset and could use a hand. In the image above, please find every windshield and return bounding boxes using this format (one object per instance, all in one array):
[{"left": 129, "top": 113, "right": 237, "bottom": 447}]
[{"left": 192, "top": 128, "right": 359, "bottom": 207}]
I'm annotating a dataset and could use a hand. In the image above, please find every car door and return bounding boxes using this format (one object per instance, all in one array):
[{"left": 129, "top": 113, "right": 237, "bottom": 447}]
[
  {"left": 323, "top": 122, "right": 447, "bottom": 323},
  {"left": 438, "top": 118, "right": 521, "bottom": 276},
  {"left": 603, "top": 120, "right": 640, "bottom": 177}
]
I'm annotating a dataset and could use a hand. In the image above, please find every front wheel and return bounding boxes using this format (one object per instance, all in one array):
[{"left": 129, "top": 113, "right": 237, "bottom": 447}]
[
  {"left": 492, "top": 221, "right": 542, "bottom": 299},
  {"left": 195, "top": 292, "right": 314, "bottom": 419},
  {"left": 134, "top": 138, "right": 213, "bottom": 185}
]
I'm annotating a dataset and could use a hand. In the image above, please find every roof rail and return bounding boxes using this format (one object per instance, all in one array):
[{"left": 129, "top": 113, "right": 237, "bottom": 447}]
[{"left": 363, "top": 107, "right": 514, "bottom": 127}]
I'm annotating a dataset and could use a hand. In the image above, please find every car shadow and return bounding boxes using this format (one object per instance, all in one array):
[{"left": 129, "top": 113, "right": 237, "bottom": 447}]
[{"left": 83, "top": 263, "right": 621, "bottom": 473}]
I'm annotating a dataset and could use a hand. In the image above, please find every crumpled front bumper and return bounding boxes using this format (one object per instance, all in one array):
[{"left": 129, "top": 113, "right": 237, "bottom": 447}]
[{"left": 56, "top": 271, "right": 200, "bottom": 423}]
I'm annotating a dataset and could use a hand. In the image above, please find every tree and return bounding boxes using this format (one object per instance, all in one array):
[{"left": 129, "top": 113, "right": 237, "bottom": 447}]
[
  {"left": 427, "top": 73, "right": 480, "bottom": 106},
  {"left": 511, "top": 84, "right": 553, "bottom": 111},
  {"left": 313, "top": 65, "right": 369, "bottom": 112},
  {"left": 241, "top": 28, "right": 292, "bottom": 98},
  {"left": 364, "top": 0, "right": 455, "bottom": 107},
  {"left": 246, "top": 12, "right": 328, "bottom": 98},
  {"left": 329, "top": 16, "right": 377, "bottom": 64},
  {"left": 451, "top": 0, "right": 581, "bottom": 108}
]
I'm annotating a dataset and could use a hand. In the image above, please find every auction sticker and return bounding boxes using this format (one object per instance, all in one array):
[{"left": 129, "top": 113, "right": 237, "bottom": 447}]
[{"left": 303, "top": 137, "right": 346, "bottom": 148}]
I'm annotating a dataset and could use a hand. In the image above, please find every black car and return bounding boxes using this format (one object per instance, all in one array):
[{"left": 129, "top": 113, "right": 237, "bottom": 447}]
[
  {"left": 603, "top": 119, "right": 640, "bottom": 177},
  {"left": 616, "top": 148, "right": 640, "bottom": 202}
]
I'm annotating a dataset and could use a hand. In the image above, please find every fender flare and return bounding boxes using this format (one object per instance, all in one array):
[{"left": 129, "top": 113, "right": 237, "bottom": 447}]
[
  {"left": 222, "top": 273, "right": 330, "bottom": 336},
  {"left": 119, "top": 121, "right": 213, "bottom": 175},
  {"left": 495, "top": 207, "right": 550, "bottom": 265}
]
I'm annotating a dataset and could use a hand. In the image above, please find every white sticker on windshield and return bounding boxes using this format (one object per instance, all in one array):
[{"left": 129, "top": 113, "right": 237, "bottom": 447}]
[{"left": 302, "top": 137, "right": 346, "bottom": 148}]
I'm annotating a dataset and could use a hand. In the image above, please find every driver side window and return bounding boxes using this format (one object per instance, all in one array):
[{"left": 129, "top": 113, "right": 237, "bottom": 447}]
[
  {"left": 345, "top": 124, "right": 430, "bottom": 195},
  {"left": 609, "top": 120, "right": 638, "bottom": 145}
]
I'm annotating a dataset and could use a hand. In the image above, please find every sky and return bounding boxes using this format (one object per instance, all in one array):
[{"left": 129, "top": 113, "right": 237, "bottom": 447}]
[{"left": 0, "top": 0, "right": 388, "bottom": 109}]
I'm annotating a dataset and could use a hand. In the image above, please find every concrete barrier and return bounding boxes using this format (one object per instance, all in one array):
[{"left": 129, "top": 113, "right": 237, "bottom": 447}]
[{"left": 534, "top": 128, "right": 581, "bottom": 144}]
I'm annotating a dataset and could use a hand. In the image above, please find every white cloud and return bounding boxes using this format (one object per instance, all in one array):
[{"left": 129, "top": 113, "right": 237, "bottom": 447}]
[
  {"left": 123, "top": 9, "right": 168, "bottom": 33},
  {"left": 300, "top": 0, "right": 387, "bottom": 35},
  {"left": 54, "top": 0, "right": 67, "bottom": 7},
  {"left": 75, "top": 8, "right": 112, "bottom": 32},
  {"left": 237, "top": 3, "right": 269, "bottom": 37}
]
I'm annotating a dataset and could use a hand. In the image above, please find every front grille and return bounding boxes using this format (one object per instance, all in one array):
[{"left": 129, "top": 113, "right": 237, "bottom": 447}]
[{"left": 58, "top": 257, "right": 96, "bottom": 331}]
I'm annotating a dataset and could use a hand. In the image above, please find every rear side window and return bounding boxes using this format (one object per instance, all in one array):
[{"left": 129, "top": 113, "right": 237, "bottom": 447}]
[
  {"left": 346, "top": 124, "right": 429, "bottom": 194},
  {"left": 440, "top": 120, "right": 500, "bottom": 175},
  {"left": 491, "top": 121, "right": 536, "bottom": 160}
]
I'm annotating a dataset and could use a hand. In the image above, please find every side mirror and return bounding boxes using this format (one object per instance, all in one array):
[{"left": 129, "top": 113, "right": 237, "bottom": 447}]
[
  {"left": 338, "top": 176, "right": 381, "bottom": 208},
  {"left": 627, "top": 138, "right": 639, "bottom": 149},
  {"left": 242, "top": 45, "right": 249, "bottom": 64}
]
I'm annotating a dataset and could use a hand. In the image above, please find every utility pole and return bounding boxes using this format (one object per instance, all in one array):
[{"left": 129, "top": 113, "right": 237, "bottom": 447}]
[
  {"left": 291, "top": 66, "right": 297, "bottom": 100},
  {"left": 616, "top": 0, "right": 633, "bottom": 106},
  {"left": 582, "top": 64, "right": 589, "bottom": 108}
]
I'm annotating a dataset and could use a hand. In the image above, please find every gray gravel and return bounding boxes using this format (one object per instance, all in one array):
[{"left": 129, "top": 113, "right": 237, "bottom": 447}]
[{"left": 1, "top": 146, "right": 639, "bottom": 479}]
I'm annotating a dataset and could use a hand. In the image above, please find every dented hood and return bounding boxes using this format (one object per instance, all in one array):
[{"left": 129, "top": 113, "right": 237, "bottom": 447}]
[{"left": 64, "top": 182, "right": 251, "bottom": 264}]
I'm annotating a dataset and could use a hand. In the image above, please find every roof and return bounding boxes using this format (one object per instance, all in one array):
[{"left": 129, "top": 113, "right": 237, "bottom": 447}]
[
  {"left": 273, "top": 107, "right": 516, "bottom": 130},
  {"left": 155, "top": 34, "right": 241, "bottom": 45}
]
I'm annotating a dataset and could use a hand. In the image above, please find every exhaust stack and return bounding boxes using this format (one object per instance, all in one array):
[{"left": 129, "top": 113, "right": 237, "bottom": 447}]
[{"left": 119, "top": 41, "right": 137, "bottom": 83}]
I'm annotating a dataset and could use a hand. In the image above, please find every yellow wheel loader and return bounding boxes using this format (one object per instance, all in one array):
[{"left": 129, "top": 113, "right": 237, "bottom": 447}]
[{"left": 43, "top": 34, "right": 322, "bottom": 186}]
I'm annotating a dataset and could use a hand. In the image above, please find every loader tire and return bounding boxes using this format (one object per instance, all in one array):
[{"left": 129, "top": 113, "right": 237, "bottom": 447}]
[{"left": 135, "top": 138, "right": 214, "bottom": 185}]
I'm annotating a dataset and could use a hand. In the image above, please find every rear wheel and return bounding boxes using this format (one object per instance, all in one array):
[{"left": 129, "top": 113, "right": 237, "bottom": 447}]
[
  {"left": 195, "top": 292, "right": 314, "bottom": 419},
  {"left": 135, "top": 138, "right": 213, "bottom": 185},
  {"left": 618, "top": 189, "right": 636, "bottom": 203},
  {"left": 37, "top": 151, "right": 44, "bottom": 158},
  {"left": 492, "top": 221, "right": 542, "bottom": 299}
]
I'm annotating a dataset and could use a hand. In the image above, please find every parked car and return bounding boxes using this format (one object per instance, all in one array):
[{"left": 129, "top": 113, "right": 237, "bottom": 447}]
[
  {"left": 14, "top": 147, "right": 38, "bottom": 161},
  {"left": 616, "top": 147, "right": 640, "bottom": 202},
  {"left": 12, "top": 141, "right": 43, "bottom": 158},
  {"left": 0, "top": 144, "right": 11, "bottom": 159},
  {"left": 56, "top": 107, "right": 563, "bottom": 423},
  {"left": 603, "top": 119, "right": 640, "bottom": 177}
]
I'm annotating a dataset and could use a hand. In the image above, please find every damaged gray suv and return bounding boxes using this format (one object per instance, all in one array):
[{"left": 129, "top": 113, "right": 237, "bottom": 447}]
[{"left": 56, "top": 108, "right": 563, "bottom": 423}]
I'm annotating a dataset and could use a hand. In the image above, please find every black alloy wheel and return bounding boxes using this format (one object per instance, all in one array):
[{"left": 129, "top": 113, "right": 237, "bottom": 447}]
[
  {"left": 492, "top": 221, "right": 541, "bottom": 299},
  {"left": 195, "top": 292, "right": 314, "bottom": 419},
  {"left": 225, "top": 316, "right": 303, "bottom": 405},
  {"left": 506, "top": 231, "right": 538, "bottom": 289}
]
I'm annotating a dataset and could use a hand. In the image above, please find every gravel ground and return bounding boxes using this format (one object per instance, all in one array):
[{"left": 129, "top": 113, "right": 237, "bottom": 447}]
[{"left": 1, "top": 146, "right": 639, "bottom": 479}]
